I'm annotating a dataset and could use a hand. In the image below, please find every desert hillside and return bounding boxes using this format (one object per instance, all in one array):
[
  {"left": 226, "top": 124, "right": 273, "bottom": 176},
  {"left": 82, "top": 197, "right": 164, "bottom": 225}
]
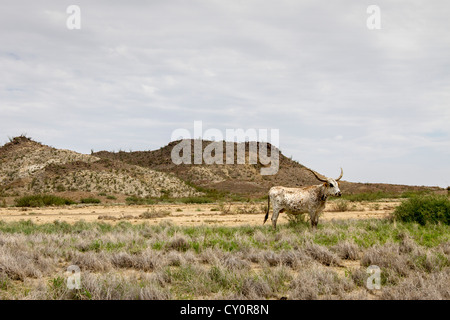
[
  {"left": 0, "top": 136, "right": 443, "bottom": 202},
  {"left": 0, "top": 136, "right": 200, "bottom": 199},
  {"left": 94, "top": 139, "right": 442, "bottom": 197}
]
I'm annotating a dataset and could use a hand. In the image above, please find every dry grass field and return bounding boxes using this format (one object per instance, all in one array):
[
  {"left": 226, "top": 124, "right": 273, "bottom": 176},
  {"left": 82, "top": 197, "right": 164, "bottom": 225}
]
[
  {"left": 0, "top": 199, "right": 396, "bottom": 225},
  {"left": 1, "top": 198, "right": 449, "bottom": 300}
]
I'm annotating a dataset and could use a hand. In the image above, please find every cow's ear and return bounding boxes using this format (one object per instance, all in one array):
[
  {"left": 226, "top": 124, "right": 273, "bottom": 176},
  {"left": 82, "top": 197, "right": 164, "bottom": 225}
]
[{"left": 323, "top": 182, "right": 327, "bottom": 187}]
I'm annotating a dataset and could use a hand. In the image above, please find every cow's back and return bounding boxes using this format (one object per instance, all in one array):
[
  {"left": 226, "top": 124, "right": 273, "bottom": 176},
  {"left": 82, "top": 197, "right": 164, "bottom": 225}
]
[{"left": 269, "top": 185, "right": 321, "bottom": 213}]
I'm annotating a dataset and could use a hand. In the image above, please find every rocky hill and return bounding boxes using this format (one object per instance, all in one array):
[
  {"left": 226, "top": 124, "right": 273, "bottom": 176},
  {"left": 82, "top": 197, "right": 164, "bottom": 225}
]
[
  {"left": 0, "top": 136, "right": 200, "bottom": 199},
  {"left": 0, "top": 136, "right": 442, "bottom": 203},
  {"left": 94, "top": 139, "right": 441, "bottom": 197}
]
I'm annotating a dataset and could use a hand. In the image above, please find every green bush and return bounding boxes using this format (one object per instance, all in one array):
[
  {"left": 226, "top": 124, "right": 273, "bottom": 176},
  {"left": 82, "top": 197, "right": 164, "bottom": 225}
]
[
  {"left": 14, "top": 195, "right": 75, "bottom": 207},
  {"left": 80, "top": 198, "right": 101, "bottom": 204},
  {"left": 286, "top": 212, "right": 309, "bottom": 228},
  {"left": 392, "top": 195, "right": 450, "bottom": 225},
  {"left": 125, "top": 196, "right": 156, "bottom": 205}
]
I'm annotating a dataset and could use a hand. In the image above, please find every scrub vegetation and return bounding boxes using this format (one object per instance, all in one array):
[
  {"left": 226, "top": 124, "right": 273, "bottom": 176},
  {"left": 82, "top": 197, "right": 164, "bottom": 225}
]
[{"left": 0, "top": 215, "right": 449, "bottom": 300}]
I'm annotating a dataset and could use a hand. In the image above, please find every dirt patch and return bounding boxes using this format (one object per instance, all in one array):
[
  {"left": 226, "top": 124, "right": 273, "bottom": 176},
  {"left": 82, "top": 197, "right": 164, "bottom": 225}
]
[{"left": 0, "top": 201, "right": 396, "bottom": 226}]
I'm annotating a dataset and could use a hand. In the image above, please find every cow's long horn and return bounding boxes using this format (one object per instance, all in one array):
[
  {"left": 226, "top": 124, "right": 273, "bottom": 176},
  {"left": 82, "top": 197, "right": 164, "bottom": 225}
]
[
  {"left": 307, "top": 168, "right": 328, "bottom": 182},
  {"left": 336, "top": 168, "right": 343, "bottom": 181}
]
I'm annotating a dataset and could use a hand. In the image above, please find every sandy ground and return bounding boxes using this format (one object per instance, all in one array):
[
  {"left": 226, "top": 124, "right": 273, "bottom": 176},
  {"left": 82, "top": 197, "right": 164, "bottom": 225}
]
[{"left": 0, "top": 200, "right": 400, "bottom": 226}]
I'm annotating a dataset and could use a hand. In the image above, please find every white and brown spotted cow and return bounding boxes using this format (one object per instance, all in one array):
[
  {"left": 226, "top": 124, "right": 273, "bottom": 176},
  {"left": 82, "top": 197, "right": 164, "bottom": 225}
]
[{"left": 264, "top": 168, "right": 343, "bottom": 228}]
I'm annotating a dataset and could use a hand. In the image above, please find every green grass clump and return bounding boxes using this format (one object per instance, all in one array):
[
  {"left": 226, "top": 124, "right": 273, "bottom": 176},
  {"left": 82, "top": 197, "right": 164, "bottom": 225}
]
[
  {"left": 285, "top": 212, "right": 309, "bottom": 228},
  {"left": 337, "top": 190, "right": 433, "bottom": 202},
  {"left": 80, "top": 198, "right": 101, "bottom": 204},
  {"left": 178, "top": 197, "right": 213, "bottom": 204},
  {"left": 392, "top": 195, "right": 450, "bottom": 225},
  {"left": 338, "top": 191, "right": 398, "bottom": 202},
  {"left": 125, "top": 196, "right": 156, "bottom": 205},
  {"left": 14, "top": 194, "right": 75, "bottom": 207}
]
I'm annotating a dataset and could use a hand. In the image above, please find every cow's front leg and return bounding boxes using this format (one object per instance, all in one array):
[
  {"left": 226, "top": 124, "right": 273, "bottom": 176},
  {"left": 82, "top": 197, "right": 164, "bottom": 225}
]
[
  {"left": 309, "top": 211, "right": 319, "bottom": 228},
  {"left": 313, "top": 216, "right": 319, "bottom": 228}
]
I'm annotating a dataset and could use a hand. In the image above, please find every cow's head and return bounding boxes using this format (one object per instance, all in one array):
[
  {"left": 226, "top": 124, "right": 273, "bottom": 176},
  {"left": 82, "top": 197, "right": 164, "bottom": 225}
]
[{"left": 308, "top": 168, "right": 343, "bottom": 197}]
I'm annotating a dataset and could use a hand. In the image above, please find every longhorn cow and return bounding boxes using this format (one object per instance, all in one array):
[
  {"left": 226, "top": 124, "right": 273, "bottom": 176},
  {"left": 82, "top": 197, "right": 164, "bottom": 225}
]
[{"left": 264, "top": 168, "right": 343, "bottom": 228}]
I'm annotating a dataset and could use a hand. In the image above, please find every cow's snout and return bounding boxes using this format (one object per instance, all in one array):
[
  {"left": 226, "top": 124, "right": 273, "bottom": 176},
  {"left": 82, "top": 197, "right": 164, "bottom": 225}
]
[{"left": 336, "top": 191, "right": 342, "bottom": 197}]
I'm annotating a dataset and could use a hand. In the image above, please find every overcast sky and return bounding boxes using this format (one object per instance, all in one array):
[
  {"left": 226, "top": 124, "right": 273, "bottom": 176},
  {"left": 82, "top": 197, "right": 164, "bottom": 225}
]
[{"left": 1, "top": 1, "right": 449, "bottom": 187}]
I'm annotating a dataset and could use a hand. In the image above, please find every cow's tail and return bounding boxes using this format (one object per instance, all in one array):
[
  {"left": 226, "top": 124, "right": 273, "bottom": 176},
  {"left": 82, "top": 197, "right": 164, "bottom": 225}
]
[{"left": 263, "top": 195, "right": 270, "bottom": 224}]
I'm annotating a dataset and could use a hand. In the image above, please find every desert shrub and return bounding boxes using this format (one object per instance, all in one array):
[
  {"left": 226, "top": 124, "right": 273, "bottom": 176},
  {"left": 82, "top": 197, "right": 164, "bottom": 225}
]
[
  {"left": 70, "top": 251, "right": 112, "bottom": 272},
  {"left": 239, "top": 276, "right": 272, "bottom": 299},
  {"left": 106, "top": 195, "right": 117, "bottom": 200},
  {"left": 167, "top": 235, "right": 190, "bottom": 252},
  {"left": 179, "top": 197, "right": 213, "bottom": 204},
  {"left": 217, "top": 202, "right": 232, "bottom": 214},
  {"left": 77, "top": 273, "right": 172, "bottom": 300},
  {"left": 304, "top": 242, "right": 342, "bottom": 266},
  {"left": 278, "top": 250, "right": 312, "bottom": 268},
  {"left": 289, "top": 266, "right": 354, "bottom": 299},
  {"left": 14, "top": 195, "right": 74, "bottom": 207},
  {"left": 339, "top": 191, "right": 398, "bottom": 202},
  {"left": 392, "top": 195, "right": 450, "bottom": 225},
  {"left": 381, "top": 269, "right": 450, "bottom": 300},
  {"left": 329, "top": 199, "right": 351, "bottom": 212},
  {"left": 331, "top": 240, "right": 360, "bottom": 260},
  {"left": 400, "top": 190, "right": 433, "bottom": 198},
  {"left": 360, "top": 243, "right": 409, "bottom": 285},
  {"left": 80, "top": 198, "right": 101, "bottom": 204},
  {"left": 285, "top": 212, "right": 308, "bottom": 227},
  {"left": 338, "top": 190, "right": 431, "bottom": 202},
  {"left": 220, "top": 253, "right": 250, "bottom": 271},
  {"left": 125, "top": 196, "right": 156, "bottom": 205},
  {"left": 110, "top": 252, "right": 134, "bottom": 269},
  {"left": 139, "top": 208, "right": 171, "bottom": 219}
]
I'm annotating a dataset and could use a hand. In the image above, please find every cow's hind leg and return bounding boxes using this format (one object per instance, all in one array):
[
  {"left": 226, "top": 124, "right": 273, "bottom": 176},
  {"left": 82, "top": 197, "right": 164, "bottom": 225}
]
[{"left": 272, "top": 206, "right": 284, "bottom": 229}]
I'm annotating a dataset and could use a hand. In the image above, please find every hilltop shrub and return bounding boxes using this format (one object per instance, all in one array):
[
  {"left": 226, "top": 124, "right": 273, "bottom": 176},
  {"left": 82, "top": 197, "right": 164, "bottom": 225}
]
[
  {"left": 14, "top": 195, "right": 74, "bottom": 207},
  {"left": 393, "top": 195, "right": 450, "bottom": 225}
]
